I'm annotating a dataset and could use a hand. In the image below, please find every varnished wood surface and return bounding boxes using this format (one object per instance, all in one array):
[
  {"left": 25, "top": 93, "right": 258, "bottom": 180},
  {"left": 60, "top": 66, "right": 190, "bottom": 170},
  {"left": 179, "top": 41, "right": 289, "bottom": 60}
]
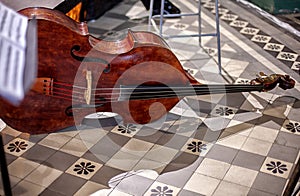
[{"left": 0, "top": 7, "right": 199, "bottom": 134}]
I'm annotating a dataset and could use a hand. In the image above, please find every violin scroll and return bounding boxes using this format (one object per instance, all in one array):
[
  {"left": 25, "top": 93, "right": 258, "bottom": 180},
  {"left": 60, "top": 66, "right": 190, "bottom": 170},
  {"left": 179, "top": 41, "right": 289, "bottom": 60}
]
[{"left": 250, "top": 72, "right": 295, "bottom": 91}]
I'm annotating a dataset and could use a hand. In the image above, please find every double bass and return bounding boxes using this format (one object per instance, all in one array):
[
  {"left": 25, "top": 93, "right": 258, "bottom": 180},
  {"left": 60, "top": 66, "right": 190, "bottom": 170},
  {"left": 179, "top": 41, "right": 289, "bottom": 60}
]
[{"left": 0, "top": 7, "right": 295, "bottom": 134}]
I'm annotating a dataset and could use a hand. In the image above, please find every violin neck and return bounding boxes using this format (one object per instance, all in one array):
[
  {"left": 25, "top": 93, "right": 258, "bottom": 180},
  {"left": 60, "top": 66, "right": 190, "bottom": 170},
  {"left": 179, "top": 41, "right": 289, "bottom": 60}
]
[{"left": 119, "top": 84, "right": 264, "bottom": 101}]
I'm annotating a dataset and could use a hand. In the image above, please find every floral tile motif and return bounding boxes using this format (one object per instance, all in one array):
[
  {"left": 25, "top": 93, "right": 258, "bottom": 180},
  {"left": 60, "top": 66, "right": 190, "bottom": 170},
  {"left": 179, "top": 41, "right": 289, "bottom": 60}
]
[
  {"left": 182, "top": 138, "right": 208, "bottom": 156},
  {"left": 211, "top": 105, "right": 237, "bottom": 119},
  {"left": 260, "top": 157, "right": 293, "bottom": 179},
  {"left": 170, "top": 23, "right": 189, "bottom": 31},
  {"left": 263, "top": 43, "right": 284, "bottom": 52},
  {"left": 281, "top": 119, "right": 300, "bottom": 135},
  {"left": 291, "top": 61, "right": 300, "bottom": 70},
  {"left": 235, "top": 78, "right": 252, "bottom": 84},
  {"left": 211, "top": 8, "right": 229, "bottom": 15},
  {"left": 229, "top": 20, "right": 249, "bottom": 28},
  {"left": 111, "top": 124, "right": 139, "bottom": 138},
  {"left": 276, "top": 52, "right": 299, "bottom": 62},
  {"left": 184, "top": 68, "right": 199, "bottom": 77},
  {"left": 251, "top": 34, "right": 272, "bottom": 43},
  {"left": 203, "top": 47, "right": 218, "bottom": 56},
  {"left": 5, "top": 138, "right": 34, "bottom": 156},
  {"left": 144, "top": 181, "right": 180, "bottom": 196},
  {"left": 240, "top": 27, "right": 260, "bottom": 35},
  {"left": 220, "top": 13, "right": 239, "bottom": 21},
  {"left": 66, "top": 158, "right": 103, "bottom": 180},
  {"left": 203, "top": 2, "right": 219, "bottom": 9}
]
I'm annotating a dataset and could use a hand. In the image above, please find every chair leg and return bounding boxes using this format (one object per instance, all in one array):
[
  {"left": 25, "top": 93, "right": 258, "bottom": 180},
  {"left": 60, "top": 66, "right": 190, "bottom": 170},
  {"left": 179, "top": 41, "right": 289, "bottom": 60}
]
[
  {"left": 148, "top": 0, "right": 154, "bottom": 29},
  {"left": 159, "top": 0, "right": 165, "bottom": 36},
  {"left": 215, "top": 0, "right": 222, "bottom": 74},
  {"left": 198, "top": 0, "right": 202, "bottom": 44}
]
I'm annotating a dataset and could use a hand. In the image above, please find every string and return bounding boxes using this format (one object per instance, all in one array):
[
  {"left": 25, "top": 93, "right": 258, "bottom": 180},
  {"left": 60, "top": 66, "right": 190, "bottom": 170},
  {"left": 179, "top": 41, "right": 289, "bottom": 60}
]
[{"left": 45, "top": 81, "right": 264, "bottom": 104}]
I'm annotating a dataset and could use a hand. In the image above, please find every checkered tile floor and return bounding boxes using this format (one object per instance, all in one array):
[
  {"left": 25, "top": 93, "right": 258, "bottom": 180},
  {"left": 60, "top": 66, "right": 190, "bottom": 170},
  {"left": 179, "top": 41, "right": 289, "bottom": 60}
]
[{"left": 1, "top": 0, "right": 300, "bottom": 195}]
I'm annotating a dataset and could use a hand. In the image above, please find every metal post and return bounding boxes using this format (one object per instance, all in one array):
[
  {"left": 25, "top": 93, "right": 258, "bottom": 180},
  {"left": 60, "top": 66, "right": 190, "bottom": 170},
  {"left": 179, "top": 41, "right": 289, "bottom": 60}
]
[{"left": 0, "top": 134, "right": 12, "bottom": 196}]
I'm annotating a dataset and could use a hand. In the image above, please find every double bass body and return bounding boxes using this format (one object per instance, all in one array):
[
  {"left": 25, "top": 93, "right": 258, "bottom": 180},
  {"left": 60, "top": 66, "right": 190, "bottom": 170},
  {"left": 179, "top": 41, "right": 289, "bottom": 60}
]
[{"left": 0, "top": 8, "right": 197, "bottom": 134}]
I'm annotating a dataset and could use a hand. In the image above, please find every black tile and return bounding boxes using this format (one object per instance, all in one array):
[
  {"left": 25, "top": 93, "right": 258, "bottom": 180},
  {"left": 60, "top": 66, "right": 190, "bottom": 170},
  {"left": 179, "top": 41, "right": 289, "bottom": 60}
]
[
  {"left": 82, "top": 150, "right": 105, "bottom": 165},
  {"left": 1, "top": 134, "right": 15, "bottom": 145},
  {"left": 247, "top": 188, "right": 275, "bottom": 196},
  {"left": 90, "top": 165, "right": 124, "bottom": 186},
  {"left": 88, "top": 132, "right": 129, "bottom": 163},
  {"left": 167, "top": 152, "right": 200, "bottom": 171},
  {"left": 194, "top": 123, "right": 223, "bottom": 142},
  {"left": 28, "top": 133, "right": 48, "bottom": 143},
  {"left": 45, "top": 151, "right": 78, "bottom": 171},
  {"left": 134, "top": 128, "right": 164, "bottom": 144},
  {"left": 206, "top": 144, "right": 238, "bottom": 164},
  {"left": 179, "top": 189, "right": 205, "bottom": 196},
  {"left": 21, "top": 144, "right": 56, "bottom": 164},
  {"left": 276, "top": 132, "right": 300, "bottom": 149},
  {"left": 282, "top": 46, "right": 296, "bottom": 53},
  {"left": 278, "top": 59, "right": 295, "bottom": 68},
  {"left": 268, "top": 143, "right": 298, "bottom": 163},
  {"left": 252, "top": 172, "right": 286, "bottom": 195},
  {"left": 4, "top": 153, "right": 17, "bottom": 165},
  {"left": 218, "top": 93, "right": 246, "bottom": 108},
  {"left": 232, "top": 150, "right": 265, "bottom": 171},
  {"left": 156, "top": 133, "right": 189, "bottom": 150},
  {"left": 47, "top": 173, "right": 86, "bottom": 195},
  {"left": 40, "top": 188, "right": 67, "bottom": 196}
]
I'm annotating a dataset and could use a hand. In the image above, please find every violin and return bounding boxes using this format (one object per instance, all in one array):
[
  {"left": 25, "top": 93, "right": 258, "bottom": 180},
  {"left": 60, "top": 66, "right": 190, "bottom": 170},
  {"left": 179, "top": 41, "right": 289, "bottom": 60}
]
[{"left": 0, "top": 7, "right": 295, "bottom": 134}]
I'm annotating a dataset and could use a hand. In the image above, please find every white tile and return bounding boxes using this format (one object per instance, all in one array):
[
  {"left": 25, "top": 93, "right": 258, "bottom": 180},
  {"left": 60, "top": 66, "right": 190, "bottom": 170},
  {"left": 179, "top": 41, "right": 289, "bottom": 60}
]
[
  {"left": 133, "top": 158, "right": 166, "bottom": 173},
  {"left": 66, "top": 158, "right": 103, "bottom": 180},
  {"left": 241, "top": 137, "right": 272, "bottom": 156},
  {"left": 229, "top": 20, "right": 248, "bottom": 28},
  {"left": 213, "top": 181, "right": 250, "bottom": 196},
  {"left": 8, "top": 157, "right": 40, "bottom": 179},
  {"left": 25, "top": 164, "right": 63, "bottom": 187},
  {"left": 12, "top": 180, "right": 45, "bottom": 196},
  {"left": 0, "top": 118, "right": 6, "bottom": 131},
  {"left": 75, "top": 181, "right": 107, "bottom": 196},
  {"left": 1, "top": 126, "right": 22, "bottom": 137},
  {"left": 196, "top": 158, "right": 230, "bottom": 179},
  {"left": 263, "top": 43, "right": 284, "bottom": 52},
  {"left": 223, "top": 165, "right": 258, "bottom": 187},
  {"left": 77, "top": 128, "right": 107, "bottom": 144},
  {"left": 281, "top": 119, "right": 300, "bottom": 135},
  {"left": 260, "top": 157, "right": 293, "bottom": 179},
  {"left": 276, "top": 52, "right": 298, "bottom": 62},
  {"left": 121, "top": 138, "right": 154, "bottom": 157},
  {"left": 222, "top": 59, "right": 249, "bottom": 78},
  {"left": 112, "top": 172, "right": 155, "bottom": 196},
  {"left": 184, "top": 173, "right": 220, "bottom": 195},
  {"left": 60, "top": 137, "right": 90, "bottom": 157},
  {"left": 240, "top": 27, "right": 259, "bottom": 35},
  {"left": 220, "top": 13, "right": 238, "bottom": 21},
  {"left": 144, "top": 144, "right": 178, "bottom": 164},
  {"left": 182, "top": 138, "right": 208, "bottom": 156},
  {"left": 216, "top": 133, "right": 247, "bottom": 149},
  {"left": 91, "top": 188, "right": 133, "bottom": 196},
  {"left": 5, "top": 138, "right": 35, "bottom": 156},
  {"left": 39, "top": 133, "right": 72, "bottom": 150},
  {"left": 106, "top": 151, "right": 141, "bottom": 171},
  {"left": 144, "top": 181, "right": 181, "bottom": 196},
  {"left": 249, "top": 126, "right": 279, "bottom": 142},
  {"left": 111, "top": 125, "right": 138, "bottom": 138},
  {"left": 251, "top": 35, "right": 272, "bottom": 43}
]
